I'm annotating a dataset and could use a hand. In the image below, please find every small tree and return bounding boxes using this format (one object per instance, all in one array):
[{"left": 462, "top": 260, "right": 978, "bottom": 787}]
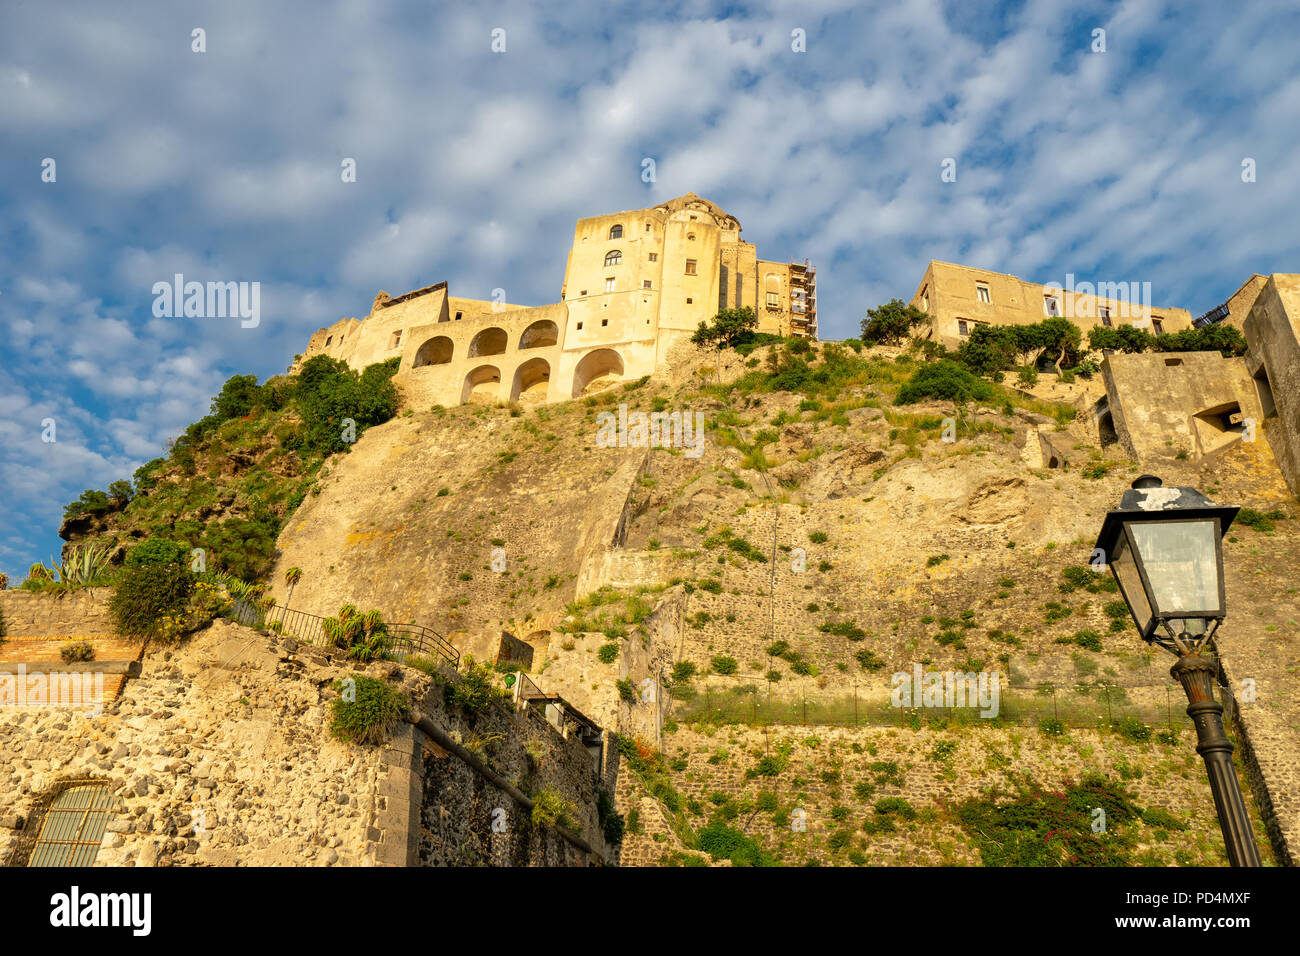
[
  {"left": 283, "top": 566, "right": 302, "bottom": 608},
  {"left": 1035, "top": 317, "right": 1083, "bottom": 374},
  {"left": 861, "top": 299, "right": 931, "bottom": 345},
  {"left": 691, "top": 307, "right": 758, "bottom": 350}
]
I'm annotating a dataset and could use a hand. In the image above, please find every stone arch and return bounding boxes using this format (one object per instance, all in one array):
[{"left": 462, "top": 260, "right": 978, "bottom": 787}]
[
  {"left": 511, "top": 357, "right": 551, "bottom": 404},
  {"left": 519, "top": 319, "right": 558, "bottom": 350},
  {"left": 462, "top": 365, "right": 501, "bottom": 404},
  {"left": 413, "top": 335, "right": 453, "bottom": 367},
  {"left": 571, "top": 348, "right": 625, "bottom": 397},
  {"left": 468, "top": 327, "right": 508, "bottom": 357}
]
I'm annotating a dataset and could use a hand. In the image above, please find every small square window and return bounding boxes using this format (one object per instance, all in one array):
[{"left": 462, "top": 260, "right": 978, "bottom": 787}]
[
  {"left": 648, "top": 253, "right": 658, "bottom": 262},
  {"left": 976, "top": 285, "right": 990, "bottom": 303},
  {"left": 685, "top": 259, "right": 697, "bottom": 275},
  {"left": 579, "top": 290, "right": 586, "bottom": 297},
  {"left": 686, "top": 297, "right": 693, "bottom": 304},
  {"left": 601, "top": 318, "right": 608, "bottom": 327},
  {"left": 643, "top": 280, "right": 652, "bottom": 288},
  {"left": 576, "top": 321, "right": 583, "bottom": 330},
  {"left": 455, "top": 311, "right": 463, "bottom": 320}
]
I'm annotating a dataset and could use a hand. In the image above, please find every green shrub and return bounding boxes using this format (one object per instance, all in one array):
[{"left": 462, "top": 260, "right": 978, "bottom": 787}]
[
  {"left": 1038, "top": 716, "right": 1066, "bottom": 737},
  {"left": 60, "top": 640, "right": 95, "bottom": 663},
  {"left": 1235, "top": 508, "right": 1278, "bottom": 533},
  {"left": 696, "top": 822, "right": 770, "bottom": 866},
  {"left": 860, "top": 299, "right": 930, "bottom": 345},
  {"left": 597, "top": 642, "right": 620, "bottom": 664},
  {"left": 711, "top": 655, "right": 739, "bottom": 675},
  {"left": 855, "top": 649, "right": 886, "bottom": 671},
  {"left": 670, "top": 661, "right": 697, "bottom": 684},
  {"left": 1116, "top": 716, "right": 1152, "bottom": 743},
  {"left": 531, "top": 789, "right": 580, "bottom": 830},
  {"left": 125, "top": 538, "right": 189, "bottom": 568},
  {"left": 1139, "top": 806, "right": 1187, "bottom": 831},
  {"left": 874, "top": 797, "right": 917, "bottom": 820},
  {"left": 597, "top": 790, "right": 625, "bottom": 845},
  {"left": 616, "top": 678, "right": 638, "bottom": 703},
  {"left": 895, "top": 360, "right": 995, "bottom": 405},
  {"left": 329, "top": 675, "right": 409, "bottom": 745},
  {"left": 446, "top": 657, "right": 503, "bottom": 713},
  {"left": 109, "top": 561, "right": 195, "bottom": 639},
  {"left": 1072, "top": 629, "right": 1103, "bottom": 652}
]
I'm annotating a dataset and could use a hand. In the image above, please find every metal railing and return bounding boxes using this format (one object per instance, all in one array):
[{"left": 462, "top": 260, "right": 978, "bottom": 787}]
[{"left": 259, "top": 603, "right": 460, "bottom": 669}]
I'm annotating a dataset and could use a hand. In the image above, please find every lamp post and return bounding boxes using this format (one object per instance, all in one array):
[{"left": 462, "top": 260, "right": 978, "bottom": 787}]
[{"left": 1093, "top": 475, "right": 1260, "bottom": 866}]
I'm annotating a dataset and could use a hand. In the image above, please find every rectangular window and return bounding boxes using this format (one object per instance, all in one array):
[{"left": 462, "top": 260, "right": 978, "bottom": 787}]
[
  {"left": 648, "top": 252, "right": 658, "bottom": 262},
  {"left": 686, "top": 297, "right": 693, "bottom": 304},
  {"left": 643, "top": 280, "right": 652, "bottom": 289},
  {"left": 389, "top": 330, "right": 402, "bottom": 348},
  {"left": 957, "top": 319, "right": 970, "bottom": 336},
  {"left": 576, "top": 321, "right": 583, "bottom": 330},
  {"left": 1100, "top": 306, "right": 1112, "bottom": 327},
  {"left": 1152, "top": 317, "right": 1165, "bottom": 335},
  {"left": 578, "top": 292, "right": 585, "bottom": 298},
  {"left": 1044, "top": 295, "right": 1060, "bottom": 316},
  {"left": 976, "top": 284, "right": 991, "bottom": 303},
  {"left": 685, "top": 259, "right": 697, "bottom": 276},
  {"left": 601, "top": 318, "right": 608, "bottom": 327},
  {"left": 605, "top": 277, "right": 615, "bottom": 292},
  {"left": 766, "top": 291, "right": 779, "bottom": 309}
]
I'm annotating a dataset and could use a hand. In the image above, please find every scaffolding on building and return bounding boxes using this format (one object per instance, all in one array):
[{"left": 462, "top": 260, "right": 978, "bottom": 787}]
[{"left": 789, "top": 259, "right": 817, "bottom": 339}]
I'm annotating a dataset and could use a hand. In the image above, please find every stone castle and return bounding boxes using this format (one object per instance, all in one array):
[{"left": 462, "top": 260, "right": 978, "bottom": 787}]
[{"left": 297, "top": 193, "right": 817, "bottom": 408}]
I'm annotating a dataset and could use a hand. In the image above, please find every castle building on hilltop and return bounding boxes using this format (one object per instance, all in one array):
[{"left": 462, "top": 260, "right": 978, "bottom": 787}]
[
  {"left": 910, "top": 260, "right": 1193, "bottom": 350},
  {"left": 297, "top": 193, "right": 816, "bottom": 407}
]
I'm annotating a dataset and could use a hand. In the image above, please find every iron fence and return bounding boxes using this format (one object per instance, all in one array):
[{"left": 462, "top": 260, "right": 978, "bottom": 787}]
[
  {"left": 259, "top": 603, "right": 460, "bottom": 669},
  {"left": 668, "top": 678, "right": 1194, "bottom": 733}
]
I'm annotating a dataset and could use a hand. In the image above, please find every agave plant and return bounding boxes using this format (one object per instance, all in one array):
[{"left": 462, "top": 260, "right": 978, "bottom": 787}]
[
  {"left": 55, "top": 544, "right": 115, "bottom": 587},
  {"left": 322, "top": 604, "right": 390, "bottom": 662}
]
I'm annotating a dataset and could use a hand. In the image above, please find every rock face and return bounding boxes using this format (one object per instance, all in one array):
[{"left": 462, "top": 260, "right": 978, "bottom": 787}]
[{"left": 0, "top": 619, "right": 611, "bottom": 867}]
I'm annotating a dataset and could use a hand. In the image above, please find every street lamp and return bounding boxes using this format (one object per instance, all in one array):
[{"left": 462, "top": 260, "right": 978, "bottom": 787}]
[{"left": 1093, "top": 475, "right": 1260, "bottom": 866}]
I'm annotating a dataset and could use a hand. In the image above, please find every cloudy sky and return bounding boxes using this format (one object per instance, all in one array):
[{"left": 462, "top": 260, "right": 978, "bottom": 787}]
[{"left": 2, "top": 0, "right": 1299, "bottom": 580}]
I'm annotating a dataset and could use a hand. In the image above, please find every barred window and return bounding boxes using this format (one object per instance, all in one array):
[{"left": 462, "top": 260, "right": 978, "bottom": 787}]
[{"left": 29, "top": 783, "right": 121, "bottom": 867}]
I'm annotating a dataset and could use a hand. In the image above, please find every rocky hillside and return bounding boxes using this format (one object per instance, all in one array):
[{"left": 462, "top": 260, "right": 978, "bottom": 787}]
[
  {"left": 264, "top": 337, "right": 1298, "bottom": 866},
  {"left": 56, "top": 357, "right": 401, "bottom": 581}
]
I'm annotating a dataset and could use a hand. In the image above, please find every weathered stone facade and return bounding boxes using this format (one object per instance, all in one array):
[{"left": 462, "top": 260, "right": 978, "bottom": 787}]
[
  {"left": 910, "top": 260, "right": 1194, "bottom": 350},
  {"left": 294, "top": 193, "right": 816, "bottom": 410},
  {"left": 1, "top": 619, "right": 609, "bottom": 867}
]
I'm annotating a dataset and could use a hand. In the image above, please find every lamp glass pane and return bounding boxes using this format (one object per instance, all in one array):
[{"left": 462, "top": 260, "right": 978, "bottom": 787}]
[
  {"left": 1127, "top": 519, "right": 1220, "bottom": 615},
  {"left": 1110, "top": 532, "right": 1152, "bottom": 634},
  {"left": 1169, "top": 617, "right": 1208, "bottom": 638}
]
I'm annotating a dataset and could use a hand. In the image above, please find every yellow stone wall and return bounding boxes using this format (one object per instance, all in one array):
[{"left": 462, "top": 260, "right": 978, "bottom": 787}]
[
  {"left": 909, "top": 260, "right": 1193, "bottom": 350},
  {"left": 294, "top": 193, "right": 816, "bottom": 407}
]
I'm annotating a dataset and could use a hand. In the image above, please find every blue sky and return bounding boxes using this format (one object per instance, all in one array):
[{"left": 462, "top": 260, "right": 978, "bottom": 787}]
[{"left": 3, "top": 0, "right": 1300, "bottom": 580}]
